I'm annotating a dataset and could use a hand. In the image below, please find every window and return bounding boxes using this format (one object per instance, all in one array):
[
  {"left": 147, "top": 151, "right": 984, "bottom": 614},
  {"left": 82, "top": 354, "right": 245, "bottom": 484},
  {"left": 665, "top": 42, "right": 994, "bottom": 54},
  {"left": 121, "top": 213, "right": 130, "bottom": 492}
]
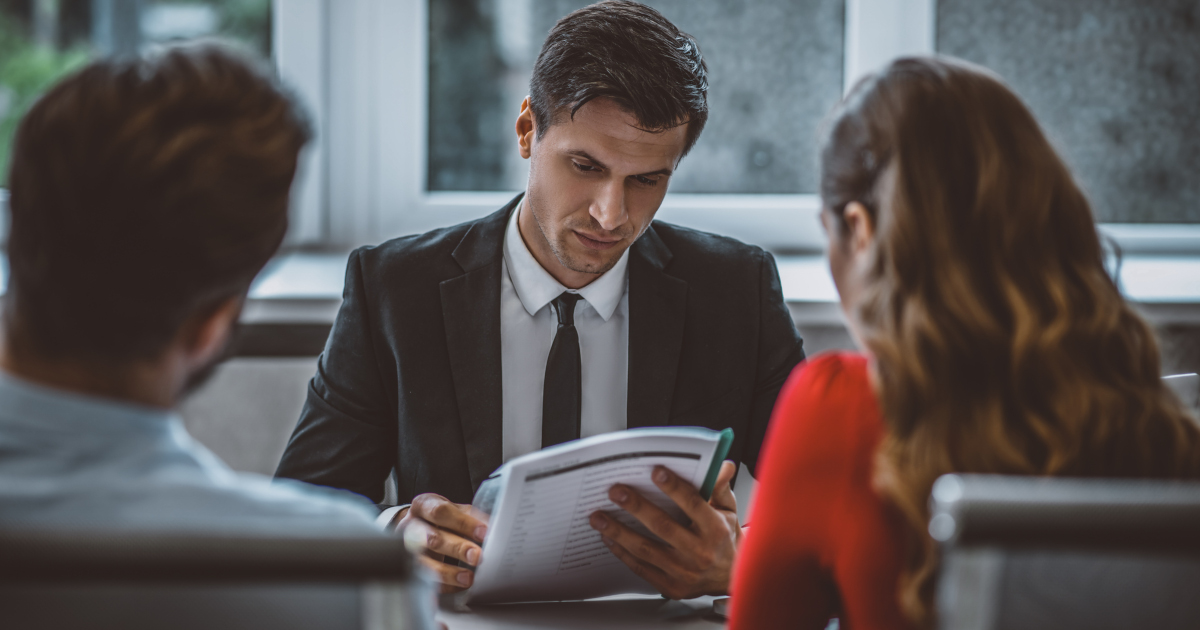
[
  {"left": 8, "top": 1, "right": 1191, "bottom": 254},
  {"left": 0, "top": 0, "right": 272, "bottom": 186},
  {"left": 938, "top": 0, "right": 1200, "bottom": 224},
  {"left": 281, "top": 0, "right": 916, "bottom": 251},
  {"left": 428, "top": 0, "right": 846, "bottom": 195}
]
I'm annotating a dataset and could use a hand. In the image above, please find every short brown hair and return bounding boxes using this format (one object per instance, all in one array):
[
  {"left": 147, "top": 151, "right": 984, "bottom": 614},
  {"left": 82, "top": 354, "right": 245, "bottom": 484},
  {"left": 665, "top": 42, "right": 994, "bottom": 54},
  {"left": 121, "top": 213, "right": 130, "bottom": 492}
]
[
  {"left": 5, "top": 44, "right": 311, "bottom": 361},
  {"left": 530, "top": 0, "right": 708, "bottom": 157}
]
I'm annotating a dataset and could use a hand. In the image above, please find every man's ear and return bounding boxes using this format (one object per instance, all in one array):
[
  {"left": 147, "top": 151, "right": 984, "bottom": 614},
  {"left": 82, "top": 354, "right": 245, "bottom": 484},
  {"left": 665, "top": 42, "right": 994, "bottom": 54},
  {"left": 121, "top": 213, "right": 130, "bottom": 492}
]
[
  {"left": 516, "top": 96, "right": 536, "bottom": 160},
  {"left": 842, "top": 201, "right": 876, "bottom": 256},
  {"left": 184, "top": 297, "right": 242, "bottom": 367}
]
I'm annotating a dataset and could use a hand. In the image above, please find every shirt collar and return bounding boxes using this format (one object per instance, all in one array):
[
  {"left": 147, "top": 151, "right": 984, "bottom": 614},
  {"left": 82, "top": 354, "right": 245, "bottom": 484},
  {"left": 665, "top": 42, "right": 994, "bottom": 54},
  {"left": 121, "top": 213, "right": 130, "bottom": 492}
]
[
  {"left": 0, "top": 369, "right": 179, "bottom": 437},
  {"left": 502, "top": 199, "right": 629, "bottom": 322}
]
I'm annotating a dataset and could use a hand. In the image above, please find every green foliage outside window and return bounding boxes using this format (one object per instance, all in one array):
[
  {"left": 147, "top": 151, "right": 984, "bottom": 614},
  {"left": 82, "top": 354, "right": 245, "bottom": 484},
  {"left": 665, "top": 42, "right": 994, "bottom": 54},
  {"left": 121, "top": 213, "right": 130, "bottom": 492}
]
[
  {"left": 0, "top": 0, "right": 270, "bottom": 187},
  {"left": 0, "top": 14, "right": 88, "bottom": 186}
]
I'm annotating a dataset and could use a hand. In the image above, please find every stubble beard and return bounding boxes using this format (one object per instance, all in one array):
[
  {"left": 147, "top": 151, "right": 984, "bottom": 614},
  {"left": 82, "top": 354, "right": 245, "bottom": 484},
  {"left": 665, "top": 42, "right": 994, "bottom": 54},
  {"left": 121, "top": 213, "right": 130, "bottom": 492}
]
[
  {"left": 528, "top": 198, "right": 631, "bottom": 277},
  {"left": 545, "top": 210, "right": 644, "bottom": 277},
  {"left": 549, "top": 228, "right": 623, "bottom": 276}
]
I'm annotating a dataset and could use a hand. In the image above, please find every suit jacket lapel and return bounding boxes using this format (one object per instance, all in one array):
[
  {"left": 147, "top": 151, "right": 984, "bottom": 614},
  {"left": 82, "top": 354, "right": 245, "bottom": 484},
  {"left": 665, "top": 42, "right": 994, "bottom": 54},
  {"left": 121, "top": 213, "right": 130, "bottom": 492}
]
[
  {"left": 626, "top": 224, "right": 688, "bottom": 429},
  {"left": 440, "top": 194, "right": 521, "bottom": 492}
]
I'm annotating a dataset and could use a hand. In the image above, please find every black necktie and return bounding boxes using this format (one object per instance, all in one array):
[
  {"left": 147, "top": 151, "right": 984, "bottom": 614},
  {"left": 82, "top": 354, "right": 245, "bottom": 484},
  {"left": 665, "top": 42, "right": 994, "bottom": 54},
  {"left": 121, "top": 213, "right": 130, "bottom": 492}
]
[{"left": 542, "top": 292, "right": 583, "bottom": 448}]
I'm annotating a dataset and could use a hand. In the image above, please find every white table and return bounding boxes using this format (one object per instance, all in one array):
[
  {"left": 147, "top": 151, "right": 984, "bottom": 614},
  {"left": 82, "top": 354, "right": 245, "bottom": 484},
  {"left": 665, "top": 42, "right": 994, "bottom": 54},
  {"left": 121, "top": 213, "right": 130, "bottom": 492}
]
[{"left": 438, "top": 594, "right": 726, "bottom": 629}]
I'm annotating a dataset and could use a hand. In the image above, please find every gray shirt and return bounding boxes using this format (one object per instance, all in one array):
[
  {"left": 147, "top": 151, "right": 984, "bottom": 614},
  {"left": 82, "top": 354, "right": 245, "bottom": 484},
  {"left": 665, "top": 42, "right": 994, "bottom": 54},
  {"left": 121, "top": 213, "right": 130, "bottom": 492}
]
[{"left": 0, "top": 371, "right": 380, "bottom": 535}]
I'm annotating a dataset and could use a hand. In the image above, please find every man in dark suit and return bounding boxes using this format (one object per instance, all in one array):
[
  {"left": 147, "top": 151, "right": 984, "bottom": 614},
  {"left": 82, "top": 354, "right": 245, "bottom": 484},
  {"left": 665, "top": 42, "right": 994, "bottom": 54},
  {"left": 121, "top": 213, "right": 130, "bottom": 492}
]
[{"left": 276, "top": 0, "right": 803, "bottom": 598}]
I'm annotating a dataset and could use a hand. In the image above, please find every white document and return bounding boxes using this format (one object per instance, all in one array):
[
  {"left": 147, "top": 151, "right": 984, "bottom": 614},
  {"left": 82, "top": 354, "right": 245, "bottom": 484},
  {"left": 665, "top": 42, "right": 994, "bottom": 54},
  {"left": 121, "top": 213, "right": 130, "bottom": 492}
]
[{"left": 464, "top": 427, "right": 730, "bottom": 605}]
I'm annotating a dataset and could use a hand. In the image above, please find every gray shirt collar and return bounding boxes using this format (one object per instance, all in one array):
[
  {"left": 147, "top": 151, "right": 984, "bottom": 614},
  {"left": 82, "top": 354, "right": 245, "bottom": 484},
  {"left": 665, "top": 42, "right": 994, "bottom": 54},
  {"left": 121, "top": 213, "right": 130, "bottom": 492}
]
[{"left": 0, "top": 369, "right": 180, "bottom": 438}]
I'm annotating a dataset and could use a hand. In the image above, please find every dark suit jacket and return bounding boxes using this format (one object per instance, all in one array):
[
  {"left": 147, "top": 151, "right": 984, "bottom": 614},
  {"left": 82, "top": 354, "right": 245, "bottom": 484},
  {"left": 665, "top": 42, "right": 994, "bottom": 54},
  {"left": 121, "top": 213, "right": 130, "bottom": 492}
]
[{"left": 275, "top": 195, "right": 804, "bottom": 505}]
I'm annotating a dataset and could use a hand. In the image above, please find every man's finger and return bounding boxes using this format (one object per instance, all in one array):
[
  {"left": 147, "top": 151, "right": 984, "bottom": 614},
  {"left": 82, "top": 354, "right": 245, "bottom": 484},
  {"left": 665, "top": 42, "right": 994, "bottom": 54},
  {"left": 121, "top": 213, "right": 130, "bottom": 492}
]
[
  {"left": 402, "top": 517, "right": 482, "bottom": 567},
  {"left": 709, "top": 461, "right": 738, "bottom": 514},
  {"left": 410, "top": 493, "right": 489, "bottom": 543},
  {"left": 600, "top": 534, "right": 685, "bottom": 600},
  {"left": 415, "top": 554, "right": 474, "bottom": 593},
  {"left": 649, "top": 466, "right": 724, "bottom": 533},
  {"left": 589, "top": 511, "right": 675, "bottom": 568},
  {"left": 606, "top": 482, "right": 695, "bottom": 549}
]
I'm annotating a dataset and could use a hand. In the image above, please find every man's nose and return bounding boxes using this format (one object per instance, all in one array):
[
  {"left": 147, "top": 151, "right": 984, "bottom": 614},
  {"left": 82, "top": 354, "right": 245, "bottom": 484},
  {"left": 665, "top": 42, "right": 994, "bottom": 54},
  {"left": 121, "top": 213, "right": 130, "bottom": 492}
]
[{"left": 590, "top": 180, "right": 628, "bottom": 232}]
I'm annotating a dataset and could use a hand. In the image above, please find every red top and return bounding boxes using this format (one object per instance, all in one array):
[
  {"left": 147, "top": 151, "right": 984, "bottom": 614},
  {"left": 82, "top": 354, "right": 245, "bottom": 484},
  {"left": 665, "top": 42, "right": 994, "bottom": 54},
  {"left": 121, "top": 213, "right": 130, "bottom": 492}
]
[{"left": 730, "top": 353, "right": 914, "bottom": 630}]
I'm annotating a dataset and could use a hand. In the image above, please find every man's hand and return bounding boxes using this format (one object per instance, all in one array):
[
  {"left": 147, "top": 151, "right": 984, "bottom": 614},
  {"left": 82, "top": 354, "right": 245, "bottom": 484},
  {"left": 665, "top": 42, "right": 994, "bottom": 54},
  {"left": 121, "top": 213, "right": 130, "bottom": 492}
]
[
  {"left": 395, "top": 493, "right": 489, "bottom": 593},
  {"left": 588, "top": 461, "right": 741, "bottom": 600}
]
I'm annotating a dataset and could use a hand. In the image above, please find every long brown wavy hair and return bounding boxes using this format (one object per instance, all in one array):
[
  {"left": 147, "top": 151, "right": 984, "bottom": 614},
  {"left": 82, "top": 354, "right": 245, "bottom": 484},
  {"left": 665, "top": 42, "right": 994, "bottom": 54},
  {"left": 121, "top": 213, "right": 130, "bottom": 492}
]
[{"left": 819, "top": 56, "right": 1200, "bottom": 627}]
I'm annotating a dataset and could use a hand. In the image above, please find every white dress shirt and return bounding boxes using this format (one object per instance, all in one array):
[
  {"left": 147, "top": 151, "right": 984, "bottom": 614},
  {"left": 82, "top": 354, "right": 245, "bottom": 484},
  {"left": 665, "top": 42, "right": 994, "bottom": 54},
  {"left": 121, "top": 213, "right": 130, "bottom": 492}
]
[{"left": 500, "top": 204, "right": 630, "bottom": 463}]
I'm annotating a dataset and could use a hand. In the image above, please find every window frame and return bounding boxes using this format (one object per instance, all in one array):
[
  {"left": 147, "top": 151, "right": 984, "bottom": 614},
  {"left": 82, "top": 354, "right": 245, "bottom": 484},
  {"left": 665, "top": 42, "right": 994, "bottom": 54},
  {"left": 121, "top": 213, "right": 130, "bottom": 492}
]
[{"left": 223, "top": 0, "right": 1200, "bottom": 255}]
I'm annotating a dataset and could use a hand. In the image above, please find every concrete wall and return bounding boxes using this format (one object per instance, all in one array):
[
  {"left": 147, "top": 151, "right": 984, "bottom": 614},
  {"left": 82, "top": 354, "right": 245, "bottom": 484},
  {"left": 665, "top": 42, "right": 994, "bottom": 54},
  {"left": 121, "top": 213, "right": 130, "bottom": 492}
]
[{"left": 179, "top": 358, "right": 317, "bottom": 477}]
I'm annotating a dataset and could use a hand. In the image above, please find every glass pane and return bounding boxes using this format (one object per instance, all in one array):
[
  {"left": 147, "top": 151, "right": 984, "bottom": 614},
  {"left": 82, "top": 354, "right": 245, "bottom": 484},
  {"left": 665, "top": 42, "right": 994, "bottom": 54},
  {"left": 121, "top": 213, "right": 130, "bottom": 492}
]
[
  {"left": 0, "top": 0, "right": 272, "bottom": 186},
  {"left": 938, "top": 0, "right": 1200, "bottom": 223},
  {"left": 428, "top": 0, "right": 845, "bottom": 193}
]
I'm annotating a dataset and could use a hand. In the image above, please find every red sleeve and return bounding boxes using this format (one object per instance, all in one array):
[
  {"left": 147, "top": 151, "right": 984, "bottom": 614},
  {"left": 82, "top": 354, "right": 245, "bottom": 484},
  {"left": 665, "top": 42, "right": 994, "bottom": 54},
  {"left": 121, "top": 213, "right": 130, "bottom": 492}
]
[{"left": 729, "top": 353, "right": 910, "bottom": 630}]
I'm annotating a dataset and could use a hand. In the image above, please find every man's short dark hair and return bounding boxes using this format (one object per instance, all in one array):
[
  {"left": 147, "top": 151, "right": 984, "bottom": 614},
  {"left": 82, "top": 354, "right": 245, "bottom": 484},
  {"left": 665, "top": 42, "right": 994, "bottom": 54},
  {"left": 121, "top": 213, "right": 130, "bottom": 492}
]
[
  {"left": 529, "top": 0, "right": 708, "bottom": 157},
  {"left": 5, "top": 45, "right": 311, "bottom": 362}
]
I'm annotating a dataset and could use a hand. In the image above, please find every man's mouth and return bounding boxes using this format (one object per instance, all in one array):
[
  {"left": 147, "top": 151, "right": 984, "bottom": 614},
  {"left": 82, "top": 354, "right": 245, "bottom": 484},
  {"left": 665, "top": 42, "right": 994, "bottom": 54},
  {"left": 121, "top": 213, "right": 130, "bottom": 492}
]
[{"left": 573, "top": 230, "right": 622, "bottom": 251}]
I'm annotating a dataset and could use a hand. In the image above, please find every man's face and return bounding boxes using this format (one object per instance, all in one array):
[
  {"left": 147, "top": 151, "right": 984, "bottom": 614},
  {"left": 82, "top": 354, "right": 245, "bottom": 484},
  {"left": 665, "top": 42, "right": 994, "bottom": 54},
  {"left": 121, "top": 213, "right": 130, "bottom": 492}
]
[{"left": 517, "top": 97, "right": 687, "bottom": 288}]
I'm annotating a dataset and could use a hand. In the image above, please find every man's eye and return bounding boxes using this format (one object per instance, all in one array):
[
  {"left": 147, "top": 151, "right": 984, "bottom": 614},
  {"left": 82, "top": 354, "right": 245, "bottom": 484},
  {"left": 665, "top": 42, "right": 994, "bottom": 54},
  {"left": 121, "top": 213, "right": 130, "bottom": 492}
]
[
  {"left": 573, "top": 162, "right": 597, "bottom": 173},
  {"left": 634, "top": 175, "right": 659, "bottom": 187}
]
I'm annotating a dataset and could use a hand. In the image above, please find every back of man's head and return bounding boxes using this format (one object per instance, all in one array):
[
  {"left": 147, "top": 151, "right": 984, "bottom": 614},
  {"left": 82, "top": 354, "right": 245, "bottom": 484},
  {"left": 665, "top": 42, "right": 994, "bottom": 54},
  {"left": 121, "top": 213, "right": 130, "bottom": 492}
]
[
  {"left": 530, "top": 0, "right": 709, "bottom": 157},
  {"left": 5, "top": 45, "right": 310, "bottom": 364}
]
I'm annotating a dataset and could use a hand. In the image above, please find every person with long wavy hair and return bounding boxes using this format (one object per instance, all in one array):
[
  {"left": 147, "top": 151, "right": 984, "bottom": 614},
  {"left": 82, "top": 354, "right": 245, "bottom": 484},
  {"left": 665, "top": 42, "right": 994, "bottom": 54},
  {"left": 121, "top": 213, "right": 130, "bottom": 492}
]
[{"left": 728, "top": 56, "right": 1200, "bottom": 629}]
